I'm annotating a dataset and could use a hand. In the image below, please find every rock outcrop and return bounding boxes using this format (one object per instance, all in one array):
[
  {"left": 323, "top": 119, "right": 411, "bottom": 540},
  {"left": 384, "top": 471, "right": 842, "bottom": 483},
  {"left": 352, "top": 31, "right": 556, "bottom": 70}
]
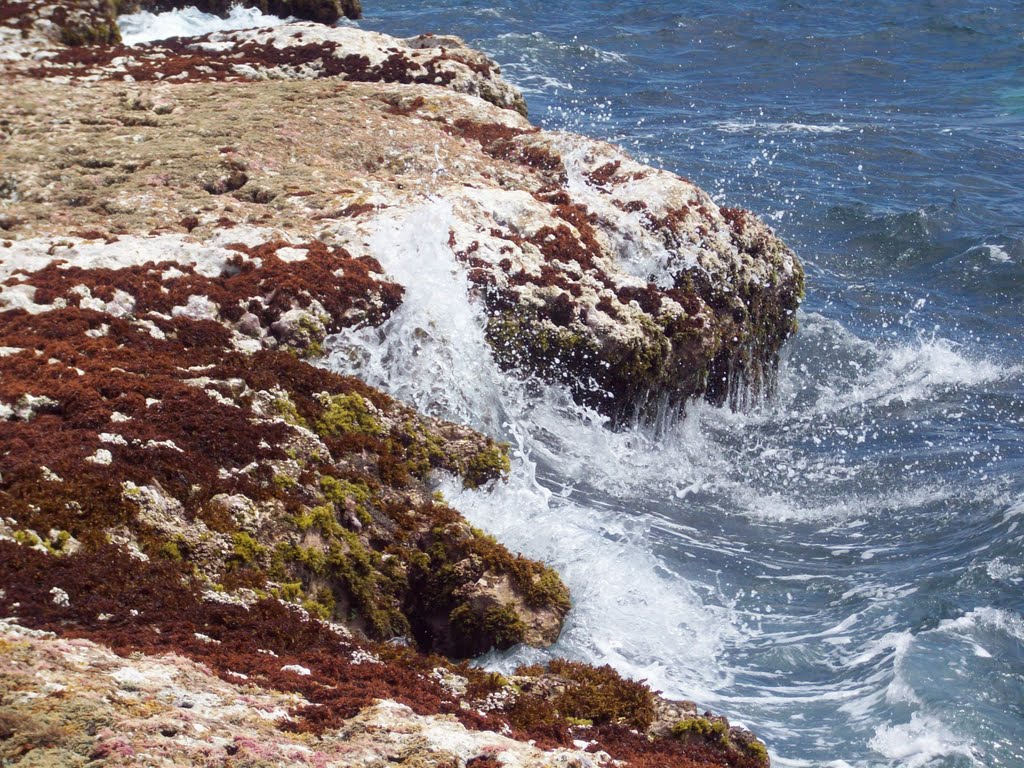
[
  {"left": 0, "top": 231, "right": 569, "bottom": 657},
  {"left": 1, "top": 17, "right": 801, "bottom": 424},
  {"left": 0, "top": 5, "right": 789, "bottom": 766},
  {"left": 0, "top": 618, "right": 768, "bottom": 767}
]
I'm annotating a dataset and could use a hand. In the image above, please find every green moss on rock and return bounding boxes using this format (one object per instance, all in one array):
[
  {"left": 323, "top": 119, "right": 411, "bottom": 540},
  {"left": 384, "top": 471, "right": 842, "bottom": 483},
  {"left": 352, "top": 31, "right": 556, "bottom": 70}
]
[
  {"left": 671, "top": 716, "right": 730, "bottom": 745},
  {"left": 159, "top": 539, "right": 183, "bottom": 561},
  {"left": 271, "top": 394, "right": 307, "bottom": 428},
  {"left": 450, "top": 602, "right": 527, "bottom": 648},
  {"left": 293, "top": 504, "right": 343, "bottom": 536},
  {"left": 740, "top": 736, "right": 770, "bottom": 764},
  {"left": 59, "top": 20, "right": 121, "bottom": 46},
  {"left": 462, "top": 443, "right": 512, "bottom": 489},
  {"left": 315, "top": 393, "right": 383, "bottom": 437}
]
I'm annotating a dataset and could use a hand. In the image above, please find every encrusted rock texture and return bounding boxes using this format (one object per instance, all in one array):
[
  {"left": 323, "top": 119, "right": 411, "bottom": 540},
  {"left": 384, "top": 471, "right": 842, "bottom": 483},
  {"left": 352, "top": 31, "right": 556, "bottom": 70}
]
[{"left": 0, "top": 3, "right": 793, "bottom": 766}]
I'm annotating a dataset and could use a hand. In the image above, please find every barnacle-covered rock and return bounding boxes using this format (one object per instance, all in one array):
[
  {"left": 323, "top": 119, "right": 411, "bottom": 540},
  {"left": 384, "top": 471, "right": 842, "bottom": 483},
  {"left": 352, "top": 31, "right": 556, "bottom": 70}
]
[{"left": 2, "top": 13, "right": 799, "bottom": 424}]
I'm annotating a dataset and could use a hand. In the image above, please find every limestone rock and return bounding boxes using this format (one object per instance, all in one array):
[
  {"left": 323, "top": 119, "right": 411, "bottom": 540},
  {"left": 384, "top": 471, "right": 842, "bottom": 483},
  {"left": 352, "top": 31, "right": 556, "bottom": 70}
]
[
  {"left": 2, "top": 15, "right": 800, "bottom": 423},
  {"left": 0, "top": 10, "right": 786, "bottom": 765}
]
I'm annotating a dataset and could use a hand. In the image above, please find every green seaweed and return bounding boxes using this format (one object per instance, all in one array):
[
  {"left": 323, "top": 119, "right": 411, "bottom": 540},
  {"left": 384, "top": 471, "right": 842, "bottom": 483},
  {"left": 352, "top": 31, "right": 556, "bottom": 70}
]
[
  {"left": 671, "top": 716, "right": 730, "bottom": 745},
  {"left": 315, "top": 393, "right": 383, "bottom": 437},
  {"left": 463, "top": 443, "right": 512, "bottom": 489},
  {"left": 231, "top": 532, "right": 267, "bottom": 565},
  {"left": 320, "top": 475, "right": 373, "bottom": 524},
  {"left": 450, "top": 602, "right": 527, "bottom": 648}
]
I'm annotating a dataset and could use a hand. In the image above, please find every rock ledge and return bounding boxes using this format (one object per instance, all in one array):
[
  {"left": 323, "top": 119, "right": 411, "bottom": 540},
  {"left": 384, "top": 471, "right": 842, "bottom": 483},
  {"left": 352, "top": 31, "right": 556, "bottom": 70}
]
[{"left": 0, "top": 6, "right": 786, "bottom": 767}]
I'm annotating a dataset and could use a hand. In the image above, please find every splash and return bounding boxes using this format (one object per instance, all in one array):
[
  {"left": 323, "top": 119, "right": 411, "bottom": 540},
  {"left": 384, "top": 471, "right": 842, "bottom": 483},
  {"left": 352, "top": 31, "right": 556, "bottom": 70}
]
[
  {"left": 869, "top": 714, "right": 979, "bottom": 768},
  {"left": 327, "top": 198, "right": 505, "bottom": 430},
  {"left": 117, "top": 6, "right": 291, "bottom": 46},
  {"left": 318, "top": 150, "right": 1018, "bottom": 768},
  {"left": 325, "top": 198, "right": 741, "bottom": 698}
]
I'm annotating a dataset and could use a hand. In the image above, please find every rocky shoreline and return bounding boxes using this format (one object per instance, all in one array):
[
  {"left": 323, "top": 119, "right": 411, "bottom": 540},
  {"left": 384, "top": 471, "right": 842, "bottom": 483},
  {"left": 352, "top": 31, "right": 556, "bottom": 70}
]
[{"left": 0, "top": 3, "right": 802, "bottom": 766}]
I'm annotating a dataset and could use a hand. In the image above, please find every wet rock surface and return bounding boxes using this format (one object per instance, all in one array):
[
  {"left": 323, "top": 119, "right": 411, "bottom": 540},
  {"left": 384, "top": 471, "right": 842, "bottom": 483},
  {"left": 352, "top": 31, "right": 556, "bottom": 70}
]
[{"left": 0, "top": 4, "right": 781, "bottom": 766}]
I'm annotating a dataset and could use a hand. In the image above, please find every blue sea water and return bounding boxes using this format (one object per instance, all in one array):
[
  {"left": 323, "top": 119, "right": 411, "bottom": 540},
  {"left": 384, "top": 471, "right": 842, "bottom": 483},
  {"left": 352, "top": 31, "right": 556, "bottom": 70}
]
[
  {"left": 123, "top": 3, "right": 1024, "bottom": 766},
  {"left": 353, "top": 3, "right": 1024, "bottom": 766}
]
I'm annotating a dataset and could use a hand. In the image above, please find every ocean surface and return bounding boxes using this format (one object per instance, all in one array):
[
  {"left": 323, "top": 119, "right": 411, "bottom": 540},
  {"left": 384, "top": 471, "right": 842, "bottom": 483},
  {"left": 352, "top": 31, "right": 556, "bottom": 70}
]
[{"left": 122, "top": 3, "right": 1024, "bottom": 766}]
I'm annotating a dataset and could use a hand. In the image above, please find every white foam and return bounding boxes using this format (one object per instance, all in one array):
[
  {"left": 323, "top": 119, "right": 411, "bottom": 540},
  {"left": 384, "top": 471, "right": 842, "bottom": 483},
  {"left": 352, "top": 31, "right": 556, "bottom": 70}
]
[
  {"left": 511, "top": 74, "right": 576, "bottom": 94},
  {"left": 117, "top": 5, "right": 291, "bottom": 46},
  {"left": 869, "top": 712, "right": 979, "bottom": 768},
  {"left": 489, "top": 31, "right": 621, "bottom": 96},
  {"left": 839, "top": 338, "right": 1012, "bottom": 407},
  {"left": 331, "top": 280, "right": 1013, "bottom": 540},
  {"left": 984, "top": 244, "right": 1011, "bottom": 263},
  {"left": 328, "top": 198, "right": 505, "bottom": 430},
  {"left": 986, "top": 557, "right": 1023, "bottom": 582},
  {"left": 762, "top": 313, "right": 1020, "bottom": 422},
  {"left": 325, "top": 197, "right": 740, "bottom": 699},
  {"left": 853, "top": 608, "right": 1021, "bottom": 766},
  {"left": 938, "top": 606, "right": 1024, "bottom": 644},
  {"left": 1003, "top": 498, "right": 1024, "bottom": 522},
  {"left": 844, "top": 629, "right": 915, "bottom": 670},
  {"left": 494, "top": 31, "right": 626, "bottom": 64},
  {"left": 444, "top": 471, "right": 739, "bottom": 699},
  {"left": 715, "top": 120, "right": 854, "bottom": 135}
]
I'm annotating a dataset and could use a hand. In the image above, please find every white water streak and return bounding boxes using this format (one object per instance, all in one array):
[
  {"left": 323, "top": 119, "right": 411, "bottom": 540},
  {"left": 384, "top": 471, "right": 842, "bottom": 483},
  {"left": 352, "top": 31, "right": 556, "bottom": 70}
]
[
  {"left": 118, "top": 6, "right": 291, "bottom": 46},
  {"left": 326, "top": 198, "right": 739, "bottom": 698}
]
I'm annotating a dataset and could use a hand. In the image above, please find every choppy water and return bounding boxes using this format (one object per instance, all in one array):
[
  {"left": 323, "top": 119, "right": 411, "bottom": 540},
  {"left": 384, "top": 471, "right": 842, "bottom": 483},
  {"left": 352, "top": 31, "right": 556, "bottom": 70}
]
[{"left": 122, "top": 3, "right": 1024, "bottom": 766}]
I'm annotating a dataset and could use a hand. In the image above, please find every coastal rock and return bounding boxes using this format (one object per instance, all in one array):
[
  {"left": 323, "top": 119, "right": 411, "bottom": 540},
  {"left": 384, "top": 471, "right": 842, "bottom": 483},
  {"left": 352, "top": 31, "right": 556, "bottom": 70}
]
[
  {"left": 438, "top": 128, "right": 803, "bottom": 419},
  {"left": 5, "top": 21, "right": 527, "bottom": 115},
  {"left": 1, "top": 17, "right": 800, "bottom": 423},
  {"left": 0, "top": 8, "right": 783, "bottom": 766},
  {"left": 0, "top": 0, "right": 121, "bottom": 49},
  {"left": 0, "top": 230, "right": 569, "bottom": 654},
  {"left": 0, "top": 613, "right": 768, "bottom": 767}
]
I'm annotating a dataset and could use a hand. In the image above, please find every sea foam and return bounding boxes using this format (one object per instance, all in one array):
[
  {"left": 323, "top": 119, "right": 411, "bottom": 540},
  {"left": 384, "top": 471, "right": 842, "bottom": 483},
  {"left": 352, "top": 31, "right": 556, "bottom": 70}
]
[{"left": 118, "top": 5, "right": 291, "bottom": 46}]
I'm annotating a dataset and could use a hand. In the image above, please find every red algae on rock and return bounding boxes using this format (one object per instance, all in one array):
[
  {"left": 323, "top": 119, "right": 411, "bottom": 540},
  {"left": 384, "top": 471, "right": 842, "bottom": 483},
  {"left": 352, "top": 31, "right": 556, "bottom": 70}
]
[
  {"left": 0, "top": 242, "right": 568, "bottom": 656},
  {"left": 0, "top": 544, "right": 765, "bottom": 767},
  {"left": 0, "top": 6, "right": 778, "bottom": 766}
]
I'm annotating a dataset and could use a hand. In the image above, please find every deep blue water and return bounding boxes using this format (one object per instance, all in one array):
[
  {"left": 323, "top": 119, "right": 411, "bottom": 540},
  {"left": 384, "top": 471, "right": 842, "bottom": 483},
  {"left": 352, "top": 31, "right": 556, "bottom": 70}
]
[
  {"left": 122, "top": 3, "right": 1024, "bottom": 766},
  {"left": 352, "top": 3, "right": 1024, "bottom": 766}
]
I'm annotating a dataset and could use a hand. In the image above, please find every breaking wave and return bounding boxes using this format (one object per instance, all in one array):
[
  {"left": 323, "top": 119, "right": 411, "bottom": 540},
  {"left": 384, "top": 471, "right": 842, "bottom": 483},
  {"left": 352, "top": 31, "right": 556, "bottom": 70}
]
[
  {"left": 326, "top": 198, "right": 1024, "bottom": 766},
  {"left": 117, "top": 6, "right": 291, "bottom": 46},
  {"left": 129, "top": 2, "right": 1024, "bottom": 764}
]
